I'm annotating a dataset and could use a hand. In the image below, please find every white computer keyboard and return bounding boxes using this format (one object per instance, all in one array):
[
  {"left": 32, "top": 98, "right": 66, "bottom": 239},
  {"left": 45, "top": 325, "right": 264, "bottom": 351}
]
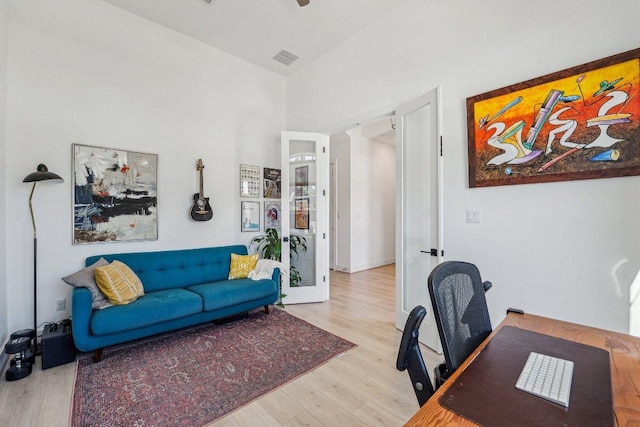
[{"left": 515, "top": 351, "right": 574, "bottom": 407}]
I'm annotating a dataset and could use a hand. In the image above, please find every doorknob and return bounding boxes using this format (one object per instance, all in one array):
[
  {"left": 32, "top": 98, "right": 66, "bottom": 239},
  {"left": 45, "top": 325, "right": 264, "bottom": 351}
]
[{"left": 420, "top": 249, "right": 441, "bottom": 257}]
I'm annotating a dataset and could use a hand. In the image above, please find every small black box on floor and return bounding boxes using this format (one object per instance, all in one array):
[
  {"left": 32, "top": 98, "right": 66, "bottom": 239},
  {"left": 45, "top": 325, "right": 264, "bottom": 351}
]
[{"left": 41, "top": 320, "right": 76, "bottom": 369}]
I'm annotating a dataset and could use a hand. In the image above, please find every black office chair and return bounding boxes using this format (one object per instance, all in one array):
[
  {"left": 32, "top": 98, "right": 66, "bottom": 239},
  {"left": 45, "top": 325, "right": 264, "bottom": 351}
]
[
  {"left": 396, "top": 305, "right": 435, "bottom": 406},
  {"left": 428, "top": 261, "right": 492, "bottom": 389}
]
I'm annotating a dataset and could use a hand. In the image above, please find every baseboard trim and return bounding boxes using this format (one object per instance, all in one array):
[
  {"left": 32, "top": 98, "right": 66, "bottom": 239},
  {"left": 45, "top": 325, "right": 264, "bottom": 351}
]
[
  {"left": 0, "top": 338, "right": 8, "bottom": 374},
  {"left": 332, "top": 260, "right": 395, "bottom": 274}
]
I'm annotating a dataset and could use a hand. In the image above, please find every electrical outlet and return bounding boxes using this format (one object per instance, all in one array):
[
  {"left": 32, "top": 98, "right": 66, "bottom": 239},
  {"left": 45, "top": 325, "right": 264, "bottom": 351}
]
[{"left": 56, "top": 298, "right": 66, "bottom": 311}]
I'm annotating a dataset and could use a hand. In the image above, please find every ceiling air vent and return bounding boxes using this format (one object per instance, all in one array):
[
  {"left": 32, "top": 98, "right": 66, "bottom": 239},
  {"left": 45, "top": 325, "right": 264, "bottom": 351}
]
[
  {"left": 197, "top": 0, "right": 215, "bottom": 5},
  {"left": 273, "top": 50, "right": 299, "bottom": 66}
]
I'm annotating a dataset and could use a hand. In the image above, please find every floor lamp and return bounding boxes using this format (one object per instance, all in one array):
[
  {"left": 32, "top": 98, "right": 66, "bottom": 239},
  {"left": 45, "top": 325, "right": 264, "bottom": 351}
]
[{"left": 23, "top": 164, "right": 64, "bottom": 350}]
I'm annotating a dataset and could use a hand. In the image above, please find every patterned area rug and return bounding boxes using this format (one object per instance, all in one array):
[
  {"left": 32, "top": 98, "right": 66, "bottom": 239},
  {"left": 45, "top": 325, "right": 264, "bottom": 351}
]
[{"left": 71, "top": 308, "right": 355, "bottom": 426}]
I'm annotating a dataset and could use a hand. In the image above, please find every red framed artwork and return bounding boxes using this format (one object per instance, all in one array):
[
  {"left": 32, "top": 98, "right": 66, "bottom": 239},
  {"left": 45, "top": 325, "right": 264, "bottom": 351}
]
[{"left": 467, "top": 48, "right": 640, "bottom": 187}]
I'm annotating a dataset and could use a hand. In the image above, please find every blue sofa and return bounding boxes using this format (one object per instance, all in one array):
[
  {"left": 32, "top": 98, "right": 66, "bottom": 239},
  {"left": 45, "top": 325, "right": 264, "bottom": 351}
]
[{"left": 71, "top": 245, "right": 279, "bottom": 361}]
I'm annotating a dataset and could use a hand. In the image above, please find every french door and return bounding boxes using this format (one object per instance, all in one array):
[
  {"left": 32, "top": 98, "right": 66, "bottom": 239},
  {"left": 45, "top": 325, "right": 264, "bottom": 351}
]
[
  {"left": 395, "top": 87, "right": 443, "bottom": 352},
  {"left": 280, "top": 131, "right": 330, "bottom": 304}
]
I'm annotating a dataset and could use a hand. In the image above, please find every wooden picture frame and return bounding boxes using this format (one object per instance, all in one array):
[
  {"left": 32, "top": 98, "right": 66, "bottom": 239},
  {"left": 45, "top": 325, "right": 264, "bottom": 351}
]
[
  {"left": 467, "top": 48, "right": 640, "bottom": 187},
  {"left": 72, "top": 143, "right": 158, "bottom": 244},
  {"left": 295, "top": 198, "right": 309, "bottom": 230}
]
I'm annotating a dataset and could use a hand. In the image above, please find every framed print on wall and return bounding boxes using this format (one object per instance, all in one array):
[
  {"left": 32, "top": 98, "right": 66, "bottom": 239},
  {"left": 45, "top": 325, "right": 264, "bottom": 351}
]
[
  {"left": 295, "top": 198, "right": 309, "bottom": 229},
  {"left": 72, "top": 143, "right": 158, "bottom": 244},
  {"left": 241, "top": 201, "right": 260, "bottom": 232},
  {"left": 294, "top": 165, "right": 308, "bottom": 196},
  {"left": 264, "top": 201, "right": 281, "bottom": 230},
  {"left": 240, "top": 164, "right": 261, "bottom": 197},
  {"left": 263, "top": 167, "right": 281, "bottom": 198},
  {"left": 467, "top": 48, "right": 640, "bottom": 187}
]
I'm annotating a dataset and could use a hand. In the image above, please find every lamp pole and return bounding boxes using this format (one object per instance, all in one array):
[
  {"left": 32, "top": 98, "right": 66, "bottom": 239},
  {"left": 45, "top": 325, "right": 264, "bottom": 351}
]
[
  {"left": 23, "top": 164, "right": 64, "bottom": 346},
  {"left": 28, "top": 182, "right": 38, "bottom": 335}
]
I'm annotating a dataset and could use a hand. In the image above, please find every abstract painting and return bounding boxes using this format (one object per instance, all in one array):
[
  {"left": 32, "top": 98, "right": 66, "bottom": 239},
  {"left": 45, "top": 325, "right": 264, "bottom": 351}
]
[
  {"left": 467, "top": 48, "right": 640, "bottom": 187},
  {"left": 73, "top": 144, "right": 158, "bottom": 244}
]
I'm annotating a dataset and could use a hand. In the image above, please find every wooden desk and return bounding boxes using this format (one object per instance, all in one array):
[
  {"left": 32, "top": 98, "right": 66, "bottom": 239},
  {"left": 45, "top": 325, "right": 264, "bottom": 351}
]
[{"left": 404, "top": 312, "right": 640, "bottom": 426}]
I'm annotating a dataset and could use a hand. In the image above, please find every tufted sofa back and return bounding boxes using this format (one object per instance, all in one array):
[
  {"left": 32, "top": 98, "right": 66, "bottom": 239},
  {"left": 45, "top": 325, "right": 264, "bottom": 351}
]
[{"left": 85, "top": 245, "right": 248, "bottom": 293}]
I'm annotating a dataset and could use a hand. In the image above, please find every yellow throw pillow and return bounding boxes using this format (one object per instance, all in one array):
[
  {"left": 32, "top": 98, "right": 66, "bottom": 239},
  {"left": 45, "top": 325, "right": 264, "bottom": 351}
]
[
  {"left": 228, "top": 253, "right": 259, "bottom": 280},
  {"left": 95, "top": 260, "right": 145, "bottom": 305}
]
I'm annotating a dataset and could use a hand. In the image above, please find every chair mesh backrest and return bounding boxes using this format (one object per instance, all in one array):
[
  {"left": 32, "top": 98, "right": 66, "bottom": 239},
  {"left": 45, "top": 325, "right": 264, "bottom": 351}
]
[{"left": 428, "top": 261, "right": 492, "bottom": 372}]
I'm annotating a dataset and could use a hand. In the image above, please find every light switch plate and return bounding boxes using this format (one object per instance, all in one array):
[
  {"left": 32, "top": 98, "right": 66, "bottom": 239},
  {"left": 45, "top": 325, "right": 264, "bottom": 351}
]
[{"left": 466, "top": 210, "right": 481, "bottom": 223}]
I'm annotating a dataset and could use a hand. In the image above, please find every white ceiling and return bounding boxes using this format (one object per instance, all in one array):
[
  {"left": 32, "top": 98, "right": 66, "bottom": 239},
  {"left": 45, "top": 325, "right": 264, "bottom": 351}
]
[{"left": 100, "top": 0, "right": 413, "bottom": 76}]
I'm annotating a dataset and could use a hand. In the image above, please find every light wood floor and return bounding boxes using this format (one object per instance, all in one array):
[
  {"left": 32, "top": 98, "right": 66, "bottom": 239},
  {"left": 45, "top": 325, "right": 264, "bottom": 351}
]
[{"left": 0, "top": 264, "right": 441, "bottom": 426}]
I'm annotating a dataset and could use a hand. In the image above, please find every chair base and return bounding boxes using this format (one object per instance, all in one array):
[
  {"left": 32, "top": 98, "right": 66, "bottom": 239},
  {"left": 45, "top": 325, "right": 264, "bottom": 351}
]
[{"left": 434, "top": 363, "right": 450, "bottom": 389}]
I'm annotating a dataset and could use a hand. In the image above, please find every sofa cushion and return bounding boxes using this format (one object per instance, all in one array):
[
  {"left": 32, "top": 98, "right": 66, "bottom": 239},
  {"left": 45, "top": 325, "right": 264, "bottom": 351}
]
[
  {"left": 95, "top": 260, "right": 145, "bottom": 305},
  {"left": 62, "top": 257, "right": 113, "bottom": 310},
  {"left": 90, "top": 289, "right": 202, "bottom": 335},
  {"left": 228, "top": 253, "right": 259, "bottom": 279},
  {"left": 187, "top": 279, "right": 277, "bottom": 312}
]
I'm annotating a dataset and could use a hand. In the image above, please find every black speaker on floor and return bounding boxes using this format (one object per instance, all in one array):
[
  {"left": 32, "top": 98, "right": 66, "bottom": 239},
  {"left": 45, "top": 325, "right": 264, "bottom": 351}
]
[{"left": 41, "top": 320, "right": 76, "bottom": 369}]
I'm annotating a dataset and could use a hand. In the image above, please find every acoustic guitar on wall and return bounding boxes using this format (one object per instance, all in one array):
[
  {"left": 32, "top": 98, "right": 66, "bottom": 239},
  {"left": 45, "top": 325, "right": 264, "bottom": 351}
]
[{"left": 190, "top": 159, "right": 213, "bottom": 221}]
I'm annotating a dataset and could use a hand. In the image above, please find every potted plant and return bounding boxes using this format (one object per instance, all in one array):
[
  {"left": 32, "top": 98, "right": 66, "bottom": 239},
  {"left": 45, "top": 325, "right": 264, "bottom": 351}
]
[{"left": 250, "top": 228, "right": 307, "bottom": 303}]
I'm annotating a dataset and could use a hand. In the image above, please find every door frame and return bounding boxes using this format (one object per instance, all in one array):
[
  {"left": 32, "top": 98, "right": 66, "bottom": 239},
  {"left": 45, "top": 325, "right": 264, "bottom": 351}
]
[
  {"left": 394, "top": 87, "right": 444, "bottom": 352},
  {"left": 280, "top": 131, "right": 330, "bottom": 304},
  {"left": 320, "top": 89, "right": 443, "bottom": 350}
]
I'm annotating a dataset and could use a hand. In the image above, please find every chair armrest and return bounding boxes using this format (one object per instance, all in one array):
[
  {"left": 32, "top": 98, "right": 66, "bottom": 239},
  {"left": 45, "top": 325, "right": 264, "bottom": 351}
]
[
  {"left": 271, "top": 268, "right": 280, "bottom": 283},
  {"left": 71, "top": 287, "right": 94, "bottom": 352}
]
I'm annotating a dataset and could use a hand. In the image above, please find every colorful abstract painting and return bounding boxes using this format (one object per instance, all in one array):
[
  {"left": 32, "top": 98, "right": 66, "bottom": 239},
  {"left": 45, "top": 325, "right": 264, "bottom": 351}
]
[
  {"left": 73, "top": 144, "right": 158, "bottom": 244},
  {"left": 467, "top": 48, "right": 640, "bottom": 187}
]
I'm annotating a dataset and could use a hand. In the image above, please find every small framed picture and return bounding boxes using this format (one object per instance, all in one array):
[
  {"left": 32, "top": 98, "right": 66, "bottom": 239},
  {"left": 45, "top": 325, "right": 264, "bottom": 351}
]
[
  {"left": 241, "top": 201, "right": 260, "bottom": 232},
  {"left": 240, "top": 164, "right": 260, "bottom": 197},
  {"left": 264, "top": 201, "right": 281, "bottom": 230},
  {"left": 295, "top": 198, "right": 309, "bottom": 229},
  {"left": 263, "top": 168, "right": 281, "bottom": 198}
]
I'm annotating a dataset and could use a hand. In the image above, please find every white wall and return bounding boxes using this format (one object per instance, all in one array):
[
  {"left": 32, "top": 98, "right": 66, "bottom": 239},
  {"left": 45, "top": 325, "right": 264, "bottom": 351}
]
[
  {"left": 330, "top": 132, "right": 351, "bottom": 271},
  {"left": 346, "top": 128, "right": 395, "bottom": 272},
  {"left": 0, "top": 0, "right": 8, "bottom": 349},
  {"left": 330, "top": 129, "right": 395, "bottom": 273},
  {"left": 5, "top": 0, "right": 285, "bottom": 333},
  {"left": 287, "top": 0, "right": 640, "bottom": 333}
]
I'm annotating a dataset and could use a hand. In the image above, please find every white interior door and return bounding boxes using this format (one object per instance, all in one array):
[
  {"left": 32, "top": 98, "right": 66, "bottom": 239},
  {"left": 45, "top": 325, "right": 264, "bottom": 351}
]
[
  {"left": 330, "top": 160, "right": 337, "bottom": 270},
  {"left": 280, "top": 131, "right": 330, "bottom": 304},
  {"left": 395, "top": 87, "right": 443, "bottom": 352}
]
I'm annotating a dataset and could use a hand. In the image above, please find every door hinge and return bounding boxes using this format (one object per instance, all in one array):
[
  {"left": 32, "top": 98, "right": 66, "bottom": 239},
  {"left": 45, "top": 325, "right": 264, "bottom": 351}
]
[
  {"left": 323, "top": 232, "right": 326, "bottom": 239},
  {"left": 323, "top": 146, "right": 326, "bottom": 153},
  {"left": 323, "top": 189, "right": 326, "bottom": 196},
  {"left": 323, "top": 275, "right": 326, "bottom": 282},
  {"left": 440, "top": 136, "right": 443, "bottom": 157}
]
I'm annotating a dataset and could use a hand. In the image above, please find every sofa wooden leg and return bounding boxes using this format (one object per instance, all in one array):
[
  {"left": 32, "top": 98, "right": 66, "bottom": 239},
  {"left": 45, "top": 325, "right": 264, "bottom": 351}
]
[
  {"left": 93, "top": 348, "right": 103, "bottom": 363},
  {"left": 264, "top": 305, "right": 270, "bottom": 314}
]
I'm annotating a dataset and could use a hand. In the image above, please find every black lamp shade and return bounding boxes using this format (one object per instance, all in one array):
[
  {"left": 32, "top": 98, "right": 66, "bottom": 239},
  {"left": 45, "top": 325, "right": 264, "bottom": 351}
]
[{"left": 23, "top": 164, "right": 64, "bottom": 183}]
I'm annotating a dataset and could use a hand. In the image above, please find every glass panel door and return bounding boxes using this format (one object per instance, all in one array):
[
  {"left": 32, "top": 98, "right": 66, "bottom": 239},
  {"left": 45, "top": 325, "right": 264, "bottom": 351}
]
[{"left": 281, "top": 131, "right": 329, "bottom": 304}]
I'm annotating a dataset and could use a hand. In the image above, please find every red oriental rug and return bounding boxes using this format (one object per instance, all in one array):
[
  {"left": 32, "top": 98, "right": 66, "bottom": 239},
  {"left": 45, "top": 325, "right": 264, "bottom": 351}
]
[{"left": 71, "top": 308, "right": 355, "bottom": 426}]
